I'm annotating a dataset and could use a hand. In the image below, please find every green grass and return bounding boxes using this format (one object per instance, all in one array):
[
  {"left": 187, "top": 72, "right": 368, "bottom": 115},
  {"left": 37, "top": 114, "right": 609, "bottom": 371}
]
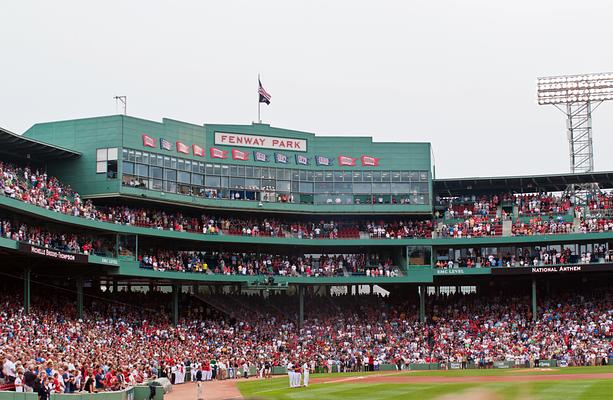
[
  {"left": 236, "top": 367, "right": 613, "bottom": 399},
  {"left": 399, "top": 365, "right": 613, "bottom": 376}
]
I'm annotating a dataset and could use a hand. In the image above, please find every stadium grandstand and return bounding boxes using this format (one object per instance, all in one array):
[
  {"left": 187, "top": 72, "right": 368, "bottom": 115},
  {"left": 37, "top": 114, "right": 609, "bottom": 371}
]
[{"left": 0, "top": 117, "right": 612, "bottom": 398}]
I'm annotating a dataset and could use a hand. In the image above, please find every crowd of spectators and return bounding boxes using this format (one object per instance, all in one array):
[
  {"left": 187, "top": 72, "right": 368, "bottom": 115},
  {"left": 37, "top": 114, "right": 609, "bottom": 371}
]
[
  {"left": 6, "top": 161, "right": 613, "bottom": 243},
  {"left": 139, "top": 252, "right": 401, "bottom": 277},
  {"left": 0, "top": 217, "right": 114, "bottom": 256},
  {"left": 436, "top": 245, "right": 612, "bottom": 268},
  {"left": 438, "top": 217, "right": 502, "bottom": 238},
  {"left": 1, "top": 285, "right": 611, "bottom": 393}
]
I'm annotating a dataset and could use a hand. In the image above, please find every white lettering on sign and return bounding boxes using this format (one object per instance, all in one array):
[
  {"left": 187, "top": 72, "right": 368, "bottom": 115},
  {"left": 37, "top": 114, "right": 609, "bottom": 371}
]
[{"left": 215, "top": 132, "right": 307, "bottom": 152}]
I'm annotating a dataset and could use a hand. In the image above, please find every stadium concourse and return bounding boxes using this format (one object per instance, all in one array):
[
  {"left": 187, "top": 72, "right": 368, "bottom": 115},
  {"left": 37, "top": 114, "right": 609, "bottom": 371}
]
[{"left": 1, "top": 119, "right": 613, "bottom": 399}]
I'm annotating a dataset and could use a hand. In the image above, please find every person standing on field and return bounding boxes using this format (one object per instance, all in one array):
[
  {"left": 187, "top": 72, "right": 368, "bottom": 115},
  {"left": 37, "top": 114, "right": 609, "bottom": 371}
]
[
  {"left": 293, "top": 363, "right": 301, "bottom": 388},
  {"left": 286, "top": 361, "right": 294, "bottom": 388},
  {"left": 302, "top": 360, "right": 310, "bottom": 387}
]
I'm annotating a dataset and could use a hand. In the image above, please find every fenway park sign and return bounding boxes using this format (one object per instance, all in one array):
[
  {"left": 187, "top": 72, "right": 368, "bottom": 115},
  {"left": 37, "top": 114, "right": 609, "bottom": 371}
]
[
  {"left": 18, "top": 243, "right": 88, "bottom": 263},
  {"left": 492, "top": 263, "right": 613, "bottom": 275},
  {"left": 215, "top": 132, "right": 307, "bottom": 152}
]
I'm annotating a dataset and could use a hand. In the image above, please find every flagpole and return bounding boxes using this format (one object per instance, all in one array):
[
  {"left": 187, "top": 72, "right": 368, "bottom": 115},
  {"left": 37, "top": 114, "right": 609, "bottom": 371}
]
[{"left": 257, "top": 73, "right": 261, "bottom": 123}]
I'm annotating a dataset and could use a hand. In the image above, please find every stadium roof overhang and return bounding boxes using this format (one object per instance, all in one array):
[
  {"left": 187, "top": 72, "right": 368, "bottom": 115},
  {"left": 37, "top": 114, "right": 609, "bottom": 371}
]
[
  {"left": 434, "top": 171, "right": 613, "bottom": 196},
  {"left": 0, "top": 126, "right": 81, "bottom": 162}
]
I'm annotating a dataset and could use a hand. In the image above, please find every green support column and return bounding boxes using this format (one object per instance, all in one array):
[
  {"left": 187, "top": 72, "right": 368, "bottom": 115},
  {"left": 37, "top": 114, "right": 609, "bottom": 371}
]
[
  {"left": 531, "top": 279, "right": 537, "bottom": 322},
  {"left": 135, "top": 234, "right": 139, "bottom": 259},
  {"left": 112, "top": 280, "right": 118, "bottom": 293},
  {"left": 76, "top": 276, "right": 84, "bottom": 320},
  {"left": 419, "top": 285, "right": 426, "bottom": 323},
  {"left": 298, "top": 286, "right": 304, "bottom": 329},
  {"left": 23, "top": 267, "right": 31, "bottom": 314},
  {"left": 172, "top": 284, "right": 180, "bottom": 325}
]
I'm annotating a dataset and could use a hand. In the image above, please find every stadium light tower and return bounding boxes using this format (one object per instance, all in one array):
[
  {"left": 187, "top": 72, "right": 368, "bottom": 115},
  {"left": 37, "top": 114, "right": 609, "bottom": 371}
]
[
  {"left": 537, "top": 72, "right": 613, "bottom": 208},
  {"left": 537, "top": 72, "right": 613, "bottom": 173}
]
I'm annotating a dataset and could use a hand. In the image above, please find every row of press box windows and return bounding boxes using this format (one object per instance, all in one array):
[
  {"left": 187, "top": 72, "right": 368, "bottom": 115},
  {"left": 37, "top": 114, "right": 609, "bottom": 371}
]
[
  {"left": 122, "top": 148, "right": 430, "bottom": 183},
  {"left": 121, "top": 175, "right": 430, "bottom": 205},
  {"left": 122, "top": 163, "right": 430, "bottom": 194}
]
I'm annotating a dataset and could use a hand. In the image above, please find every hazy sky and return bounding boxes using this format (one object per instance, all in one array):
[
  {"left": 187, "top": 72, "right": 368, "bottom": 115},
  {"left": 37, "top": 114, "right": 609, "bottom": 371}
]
[{"left": 2, "top": 0, "right": 613, "bottom": 178}]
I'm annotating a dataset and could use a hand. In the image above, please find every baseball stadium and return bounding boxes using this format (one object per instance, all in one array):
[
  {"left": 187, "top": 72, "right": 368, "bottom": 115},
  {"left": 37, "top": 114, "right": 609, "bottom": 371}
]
[{"left": 0, "top": 93, "right": 612, "bottom": 400}]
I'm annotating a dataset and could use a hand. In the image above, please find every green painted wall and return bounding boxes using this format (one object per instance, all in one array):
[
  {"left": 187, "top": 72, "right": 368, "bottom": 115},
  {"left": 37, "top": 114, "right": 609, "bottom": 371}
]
[
  {"left": 22, "top": 115, "right": 432, "bottom": 213},
  {"left": 23, "top": 116, "right": 123, "bottom": 196}
]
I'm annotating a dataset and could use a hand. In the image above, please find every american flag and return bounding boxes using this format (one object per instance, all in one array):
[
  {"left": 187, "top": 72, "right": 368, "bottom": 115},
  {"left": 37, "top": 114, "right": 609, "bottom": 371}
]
[
  {"left": 160, "top": 138, "right": 172, "bottom": 151},
  {"left": 258, "top": 79, "right": 271, "bottom": 105}
]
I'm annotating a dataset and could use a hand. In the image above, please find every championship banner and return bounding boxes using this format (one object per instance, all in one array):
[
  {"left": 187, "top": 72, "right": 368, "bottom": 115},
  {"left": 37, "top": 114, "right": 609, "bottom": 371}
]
[
  {"left": 142, "top": 134, "right": 156, "bottom": 148},
  {"left": 210, "top": 147, "right": 228, "bottom": 159},
  {"left": 232, "top": 149, "right": 249, "bottom": 161},
  {"left": 18, "top": 243, "right": 88, "bottom": 264},
  {"left": 160, "top": 138, "right": 172, "bottom": 151},
  {"left": 315, "top": 155, "right": 333, "bottom": 166},
  {"left": 361, "top": 155, "right": 380, "bottom": 166},
  {"left": 192, "top": 144, "right": 205, "bottom": 157},
  {"left": 338, "top": 155, "right": 357, "bottom": 166},
  {"left": 275, "top": 152, "right": 288, "bottom": 164},
  {"left": 253, "top": 151, "right": 268, "bottom": 162},
  {"left": 176, "top": 141, "right": 190, "bottom": 154},
  {"left": 295, "top": 154, "right": 309, "bottom": 165}
]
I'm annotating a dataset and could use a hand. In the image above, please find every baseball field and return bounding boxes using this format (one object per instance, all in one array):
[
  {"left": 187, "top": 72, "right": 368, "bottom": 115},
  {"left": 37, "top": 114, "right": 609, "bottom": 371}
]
[{"left": 235, "top": 366, "right": 613, "bottom": 399}]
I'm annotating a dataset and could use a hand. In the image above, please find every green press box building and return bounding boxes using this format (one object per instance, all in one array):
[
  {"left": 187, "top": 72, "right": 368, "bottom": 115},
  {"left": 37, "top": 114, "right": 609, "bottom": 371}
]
[{"left": 23, "top": 115, "right": 433, "bottom": 214}]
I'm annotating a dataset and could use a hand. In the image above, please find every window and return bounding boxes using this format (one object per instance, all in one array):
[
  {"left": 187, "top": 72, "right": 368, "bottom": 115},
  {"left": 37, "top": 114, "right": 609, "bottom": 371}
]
[
  {"left": 123, "top": 162, "right": 134, "bottom": 175},
  {"left": 206, "top": 176, "right": 221, "bottom": 187},
  {"left": 191, "top": 174, "right": 203, "bottom": 186},
  {"left": 299, "top": 182, "right": 313, "bottom": 193},
  {"left": 136, "top": 164, "right": 148, "bottom": 177},
  {"left": 314, "top": 182, "right": 333, "bottom": 193},
  {"left": 164, "top": 169, "right": 176, "bottom": 181},
  {"left": 277, "top": 180, "right": 291, "bottom": 192},
  {"left": 177, "top": 171, "right": 191, "bottom": 184},
  {"left": 96, "top": 148, "right": 118, "bottom": 178},
  {"left": 150, "top": 166, "right": 163, "bottom": 180}
]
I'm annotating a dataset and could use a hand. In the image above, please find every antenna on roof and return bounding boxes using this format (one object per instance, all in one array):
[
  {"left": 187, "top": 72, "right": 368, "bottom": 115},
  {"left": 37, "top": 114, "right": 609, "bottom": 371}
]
[{"left": 114, "top": 96, "right": 127, "bottom": 115}]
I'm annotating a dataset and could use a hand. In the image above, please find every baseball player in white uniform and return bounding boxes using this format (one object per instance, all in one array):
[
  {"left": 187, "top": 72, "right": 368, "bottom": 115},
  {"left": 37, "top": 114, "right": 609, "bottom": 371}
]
[
  {"left": 302, "top": 361, "right": 310, "bottom": 387},
  {"left": 287, "top": 361, "right": 294, "bottom": 388}
]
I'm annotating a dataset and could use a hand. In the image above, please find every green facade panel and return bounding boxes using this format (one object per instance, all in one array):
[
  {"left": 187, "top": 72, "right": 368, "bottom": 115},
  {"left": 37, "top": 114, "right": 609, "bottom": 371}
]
[{"left": 22, "top": 115, "right": 432, "bottom": 213}]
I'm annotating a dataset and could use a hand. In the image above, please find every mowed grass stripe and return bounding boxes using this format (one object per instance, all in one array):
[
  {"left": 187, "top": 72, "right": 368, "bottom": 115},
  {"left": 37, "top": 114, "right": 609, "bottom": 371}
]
[
  {"left": 237, "top": 368, "right": 613, "bottom": 400},
  {"left": 398, "top": 365, "right": 613, "bottom": 377}
]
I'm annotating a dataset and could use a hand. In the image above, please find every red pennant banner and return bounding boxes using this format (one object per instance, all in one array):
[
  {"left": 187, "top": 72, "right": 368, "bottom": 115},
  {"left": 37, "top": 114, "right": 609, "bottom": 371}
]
[
  {"left": 232, "top": 149, "right": 249, "bottom": 161},
  {"left": 142, "top": 134, "right": 156, "bottom": 148},
  {"left": 176, "top": 141, "right": 190, "bottom": 154},
  {"left": 338, "top": 155, "right": 357, "bottom": 166},
  {"left": 210, "top": 147, "right": 228, "bottom": 159},
  {"left": 361, "top": 155, "right": 380, "bottom": 166},
  {"left": 192, "top": 144, "right": 205, "bottom": 157}
]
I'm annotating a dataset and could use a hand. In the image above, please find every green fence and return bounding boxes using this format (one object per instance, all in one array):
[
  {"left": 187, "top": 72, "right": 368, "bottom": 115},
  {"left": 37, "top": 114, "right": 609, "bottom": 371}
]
[{"left": 0, "top": 388, "right": 137, "bottom": 400}]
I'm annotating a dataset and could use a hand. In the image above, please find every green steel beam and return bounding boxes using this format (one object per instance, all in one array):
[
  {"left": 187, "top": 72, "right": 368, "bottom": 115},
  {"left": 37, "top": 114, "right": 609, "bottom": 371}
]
[{"left": 23, "top": 267, "right": 31, "bottom": 314}]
